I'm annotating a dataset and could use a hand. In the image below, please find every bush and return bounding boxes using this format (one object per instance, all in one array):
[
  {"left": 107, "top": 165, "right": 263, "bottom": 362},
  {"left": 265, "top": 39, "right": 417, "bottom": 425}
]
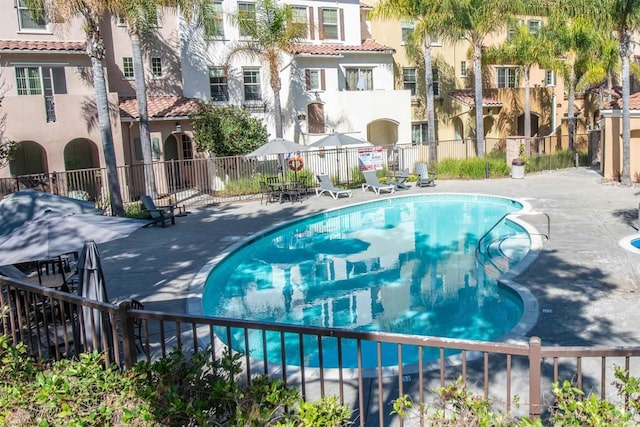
[
  {"left": 0, "top": 336, "right": 353, "bottom": 426},
  {"left": 124, "top": 202, "right": 152, "bottom": 220}
]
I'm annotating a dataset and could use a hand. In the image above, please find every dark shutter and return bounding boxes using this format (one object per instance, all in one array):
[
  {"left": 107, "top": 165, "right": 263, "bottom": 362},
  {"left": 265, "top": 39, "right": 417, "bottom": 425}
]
[
  {"left": 318, "top": 8, "right": 324, "bottom": 40},
  {"left": 320, "top": 69, "right": 326, "bottom": 90},
  {"left": 339, "top": 9, "right": 344, "bottom": 41},
  {"left": 309, "top": 7, "right": 315, "bottom": 40},
  {"left": 305, "top": 70, "right": 311, "bottom": 90}
]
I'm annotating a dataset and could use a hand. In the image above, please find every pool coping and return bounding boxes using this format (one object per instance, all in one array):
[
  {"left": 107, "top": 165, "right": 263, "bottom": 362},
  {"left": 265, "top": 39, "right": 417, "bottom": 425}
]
[
  {"left": 619, "top": 233, "right": 640, "bottom": 255},
  {"left": 187, "top": 193, "right": 544, "bottom": 378}
]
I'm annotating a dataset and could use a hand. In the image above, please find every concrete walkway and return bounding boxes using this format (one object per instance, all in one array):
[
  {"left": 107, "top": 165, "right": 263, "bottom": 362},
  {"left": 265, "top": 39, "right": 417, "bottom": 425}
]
[{"left": 100, "top": 167, "right": 640, "bottom": 348}]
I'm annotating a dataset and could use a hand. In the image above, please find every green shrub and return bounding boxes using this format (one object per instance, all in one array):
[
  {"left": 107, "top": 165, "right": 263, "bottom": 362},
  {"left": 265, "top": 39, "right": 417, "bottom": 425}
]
[
  {"left": 0, "top": 338, "right": 352, "bottom": 426},
  {"left": 124, "top": 202, "right": 152, "bottom": 220}
]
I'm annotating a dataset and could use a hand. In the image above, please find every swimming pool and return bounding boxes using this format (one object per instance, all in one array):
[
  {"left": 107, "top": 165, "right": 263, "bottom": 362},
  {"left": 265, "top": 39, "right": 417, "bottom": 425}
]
[{"left": 202, "top": 194, "right": 531, "bottom": 369}]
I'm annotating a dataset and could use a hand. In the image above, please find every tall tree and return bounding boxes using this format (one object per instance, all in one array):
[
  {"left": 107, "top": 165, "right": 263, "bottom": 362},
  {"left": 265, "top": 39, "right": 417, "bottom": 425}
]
[
  {"left": 115, "top": 0, "right": 218, "bottom": 198},
  {"left": 558, "top": 0, "right": 640, "bottom": 185},
  {"left": 228, "top": 0, "right": 306, "bottom": 139},
  {"left": 27, "top": 0, "right": 126, "bottom": 215},
  {"left": 438, "top": 0, "right": 517, "bottom": 157},
  {"left": 371, "top": 0, "right": 444, "bottom": 163},
  {"left": 483, "top": 24, "right": 555, "bottom": 144}
]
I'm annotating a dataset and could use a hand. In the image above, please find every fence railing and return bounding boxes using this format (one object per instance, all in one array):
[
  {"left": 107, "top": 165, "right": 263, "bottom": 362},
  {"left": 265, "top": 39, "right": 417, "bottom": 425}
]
[
  {"left": 0, "top": 135, "right": 591, "bottom": 209},
  {"left": 2, "top": 276, "right": 640, "bottom": 424}
]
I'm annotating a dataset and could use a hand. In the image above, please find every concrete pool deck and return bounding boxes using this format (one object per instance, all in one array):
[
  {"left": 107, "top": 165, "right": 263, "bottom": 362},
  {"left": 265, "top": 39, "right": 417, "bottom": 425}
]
[{"left": 100, "top": 166, "right": 640, "bottom": 349}]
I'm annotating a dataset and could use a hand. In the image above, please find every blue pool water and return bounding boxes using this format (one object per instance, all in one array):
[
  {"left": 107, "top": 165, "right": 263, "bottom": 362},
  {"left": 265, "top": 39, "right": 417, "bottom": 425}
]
[
  {"left": 202, "top": 194, "right": 530, "bottom": 369},
  {"left": 632, "top": 238, "right": 640, "bottom": 249}
]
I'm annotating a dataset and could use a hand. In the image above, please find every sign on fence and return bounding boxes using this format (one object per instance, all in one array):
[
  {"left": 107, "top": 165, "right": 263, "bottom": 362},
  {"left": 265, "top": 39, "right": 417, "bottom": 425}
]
[{"left": 358, "top": 147, "right": 384, "bottom": 171}]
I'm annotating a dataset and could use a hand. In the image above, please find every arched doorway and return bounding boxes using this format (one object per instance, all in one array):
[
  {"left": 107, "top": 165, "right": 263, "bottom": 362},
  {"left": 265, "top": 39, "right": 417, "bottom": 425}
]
[
  {"left": 163, "top": 133, "right": 194, "bottom": 190},
  {"left": 366, "top": 119, "right": 399, "bottom": 146},
  {"left": 307, "top": 102, "right": 325, "bottom": 134},
  {"left": 64, "top": 138, "right": 99, "bottom": 170},
  {"left": 63, "top": 139, "right": 101, "bottom": 199},
  {"left": 517, "top": 113, "right": 540, "bottom": 137},
  {"left": 9, "top": 141, "right": 48, "bottom": 176}
]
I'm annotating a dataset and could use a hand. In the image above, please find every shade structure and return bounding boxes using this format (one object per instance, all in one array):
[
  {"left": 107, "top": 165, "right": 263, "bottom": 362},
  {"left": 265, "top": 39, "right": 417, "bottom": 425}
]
[
  {"left": 0, "top": 189, "right": 103, "bottom": 237},
  {"left": 245, "top": 138, "right": 307, "bottom": 157},
  {"left": 77, "top": 240, "right": 111, "bottom": 352},
  {"left": 309, "top": 133, "right": 372, "bottom": 148},
  {"left": 0, "top": 210, "right": 149, "bottom": 266}
]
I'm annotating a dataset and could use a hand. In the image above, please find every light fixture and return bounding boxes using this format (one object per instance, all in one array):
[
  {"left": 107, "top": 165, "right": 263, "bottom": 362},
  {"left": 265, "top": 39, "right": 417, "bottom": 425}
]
[
  {"left": 314, "top": 91, "right": 321, "bottom": 101},
  {"left": 488, "top": 108, "right": 493, "bottom": 116},
  {"left": 174, "top": 122, "right": 182, "bottom": 133}
]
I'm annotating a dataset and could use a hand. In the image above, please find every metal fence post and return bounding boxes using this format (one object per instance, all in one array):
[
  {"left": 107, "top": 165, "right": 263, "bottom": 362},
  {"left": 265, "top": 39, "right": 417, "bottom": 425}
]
[
  {"left": 529, "top": 336, "right": 542, "bottom": 420},
  {"left": 118, "top": 300, "right": 137, "bottom": 370}
]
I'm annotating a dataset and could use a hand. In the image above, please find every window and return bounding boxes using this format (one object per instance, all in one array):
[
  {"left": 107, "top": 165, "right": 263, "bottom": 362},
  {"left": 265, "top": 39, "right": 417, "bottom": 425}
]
[
  {"left": 545, "top": 70, "right": 556, "bottom": 86},
  {"left": 432, "top": 68, "right": 440, "bottom": 96},
  {"left": 321, "top": 8, "right": 338, "bottom": 40},
  {"left": 401, "top": 20, "right": 414, "bottom": 44},
  {"left": 243, "top": 68, "right": 261, "bottom": 101},
  {"left": 116, "top": 14, "right": 127, "bottom": 26},
  {"left": 135, "top": 137, "right": 161, "bottom": 161},
  {"left": 497, "top": 67, "right": 518, "bottom": 88},
  {"left": 123, "top": 57, "right": 134, "bottom": 78},
  {"left": 305, "top": 69, "right": 324, "bottom": 91},
  {"left": 151, "top": 57, "right": 163, "bottom": 78},
  {"left": 528, "top": 20, "right": 541, "bottom": 35},
  {"left": 209, "top": 67, "right": 229, "bottom": 101},
  {"left": 411, "top": 123, "right": 428, "bottom": 145},
  {"left": 460, "top": 61, "right": 467, "bottom": 77},
  {"left": 211, "top": 1, "right": 224, "bottom": 38},
  {"left": 290, "top": 6, "right": 308, "bottom": 38},
  {"left": 182, "top": 134, "right": 193, "bottom": 160},
  {"left": 15, "top": 67, "right": 42, "bottom": 95},
  {"left": 345, "top": 68, "right": 372, "bottom": 91},
  {"left": 403, "top": 68, "right": 417, "bottom": 96},
  {"left": 238, "top": 2, "right": 256, "bottom": 37},
  {"left": 17, "top": 0, "right": 46, "bottom": 31}
]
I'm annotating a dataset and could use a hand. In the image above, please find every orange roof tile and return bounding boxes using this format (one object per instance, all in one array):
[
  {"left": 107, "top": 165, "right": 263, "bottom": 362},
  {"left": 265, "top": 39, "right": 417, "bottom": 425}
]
[
  {"left": 0, "top": 39, "right": 85, "bottom": 53},
  {"left": 603, "top": 91, "right": 640, "bottom": 110},
  {"left": 290, "top": 39, "right": 395, "bottom": 55},
  {"left": 119, "top": 96, "right": 202, "bottom": 119},
  {"left": 360, "top": 2, "right": 373, "bottom": 9},
  {"left": 449, "top": 90, "right": 503, "bottom": 107}
]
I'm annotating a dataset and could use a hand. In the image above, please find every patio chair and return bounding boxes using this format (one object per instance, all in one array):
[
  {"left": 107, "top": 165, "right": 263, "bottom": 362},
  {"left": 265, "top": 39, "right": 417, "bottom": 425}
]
[
  {"left": 362, "top": 171, "right": 395, "bottom": 195},
  {"left": 140, "top": 195, "right": 176, "bottom": 227},
  {"left": 387, "top": 168, "right": 410, "bottom": 190},
  {"left": 415, "top": 163, "right": 436, "bottom": 187},
  {"left": 315, "top": 175, "right": 352, "bottom": 199}
]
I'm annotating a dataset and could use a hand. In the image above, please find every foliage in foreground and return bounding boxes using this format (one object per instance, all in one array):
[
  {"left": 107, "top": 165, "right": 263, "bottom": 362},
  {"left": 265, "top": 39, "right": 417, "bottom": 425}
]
[
  {"left": 0, "top": 335, "right": 352, "bottom": 426},
  {"left": 392, "top": 368, "right": 640, "bottom": 426}
]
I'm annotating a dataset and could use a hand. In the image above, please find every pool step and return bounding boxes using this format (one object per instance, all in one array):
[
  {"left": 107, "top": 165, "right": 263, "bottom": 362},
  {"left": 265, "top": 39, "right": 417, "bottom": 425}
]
[{"left": 480, "top": 234, "right": 529, "bottom": 277}]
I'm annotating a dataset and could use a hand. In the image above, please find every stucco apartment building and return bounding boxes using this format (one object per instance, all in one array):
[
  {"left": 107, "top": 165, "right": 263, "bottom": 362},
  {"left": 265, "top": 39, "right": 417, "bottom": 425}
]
[{"left": 0, "top": 0, "right": 630, "bottom": 185}]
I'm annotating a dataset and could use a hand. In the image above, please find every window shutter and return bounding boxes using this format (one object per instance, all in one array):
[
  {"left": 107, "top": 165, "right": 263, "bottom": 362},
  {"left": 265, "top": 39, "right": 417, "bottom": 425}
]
[
  {"left": 320, "top": 69, "right": 325, "bottom": 90},
  {"left": 318, "top": 8, "right": 324, "bottom": 40},
  {"left": 305, "top": 70, "right": 311, "bottom": 90},
  {"left": 339, "top": 9, "right": 344, "bottom": 41},
  {"left": 309, "top": 7, "right": 315, "bottom": 39}
]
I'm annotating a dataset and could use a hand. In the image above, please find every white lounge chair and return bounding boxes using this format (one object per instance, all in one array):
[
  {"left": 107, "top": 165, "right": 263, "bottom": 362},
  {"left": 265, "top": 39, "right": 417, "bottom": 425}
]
[
  {"left": 315, "top": 175, "right": 352, "bottom": 199},
  {"left": 415, "top": 163, "right": 436, "bottom": 187},
  {"left": 362, "top": 171, "right": 395, "bottom": 195}
]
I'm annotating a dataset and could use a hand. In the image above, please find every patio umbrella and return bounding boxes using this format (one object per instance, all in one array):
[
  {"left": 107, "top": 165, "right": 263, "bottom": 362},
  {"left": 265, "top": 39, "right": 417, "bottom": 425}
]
[
  {"left": 245, "top": 138, "right": 307, "bottom": 157},
  {"left": 77, "top": 240, "right": 111, "bottom": 351},
  {"left": 308, "top": 133, "right": 372, "bottom": 148},
  {"left": 0, "top": 209, "right": 149, "bottom": 266},
  {"left": 0, "top": 189, "right": 103, "bottom": 237}
]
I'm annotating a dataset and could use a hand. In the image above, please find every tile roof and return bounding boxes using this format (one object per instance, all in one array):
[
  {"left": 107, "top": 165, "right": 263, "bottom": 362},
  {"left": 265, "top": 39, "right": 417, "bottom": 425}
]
[
  {"left": 360, "top": 2, "right": 373, "bottom": 9},
  {"left": 0, "top": 40, "right": 86, "bottom": 53},
  {"left": 448, "top": 90, "right": 503, "bottom": 107},
  {"left": 590, "top": 86, "right": 622, "bottom": 102},
  {"left": 119, "top": 96, "right": 202, "bottom": 119},
  {"left": 290, "top": 39, "right": 395, "bottom": 55},
  {"left": 603, "top": 91, "right": 640, "bottom": 110}
]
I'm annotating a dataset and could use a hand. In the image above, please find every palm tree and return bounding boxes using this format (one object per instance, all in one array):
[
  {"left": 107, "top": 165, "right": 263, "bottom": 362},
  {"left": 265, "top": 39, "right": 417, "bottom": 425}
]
[
  {"left": 228, "top": 0, "right": 306, "bottom": 139},
  {"left": 28, "top": 0, "right": 125, "bottom": 215},
  {"left": 438, "top": 0, "right": 517, "bottom": 157},
  {"left": 483, "top": 24, "right": 555, "bottom": 145},
  {"left": 115, "top": 0, "right": 218, "bottom": 198},
  {"left": 371, "top": 0, "right": 444, "bottom": 162},
  {"left": 558, "top": 0, "right": 640, "bottom": 185}
]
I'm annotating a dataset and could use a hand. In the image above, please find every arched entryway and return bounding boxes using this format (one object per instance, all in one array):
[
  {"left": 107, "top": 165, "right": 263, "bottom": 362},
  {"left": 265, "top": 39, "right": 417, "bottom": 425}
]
[
  {"left": 64, "top": 138, "right": 99, "bottom": 170},
  {"left": 307, "top": 102, "right": 325, "bottom": 134},
  {"left": 163, "top": 133, "right": 194, "bottom": 190},
  {"left": 9, "top": 141, "right": 48, "bottom": 176},
  {"left": 366, "top": 119, "right": 399, "bottom": 146},
  {"left": 517, "top": 113, "right": 540, "bottom": 137}
]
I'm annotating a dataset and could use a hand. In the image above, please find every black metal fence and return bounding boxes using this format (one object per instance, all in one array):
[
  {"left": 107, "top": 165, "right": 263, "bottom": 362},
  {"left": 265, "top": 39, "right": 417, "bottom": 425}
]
[{"left": 2, "top": 276, "right": 640, "bottom": 425}]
